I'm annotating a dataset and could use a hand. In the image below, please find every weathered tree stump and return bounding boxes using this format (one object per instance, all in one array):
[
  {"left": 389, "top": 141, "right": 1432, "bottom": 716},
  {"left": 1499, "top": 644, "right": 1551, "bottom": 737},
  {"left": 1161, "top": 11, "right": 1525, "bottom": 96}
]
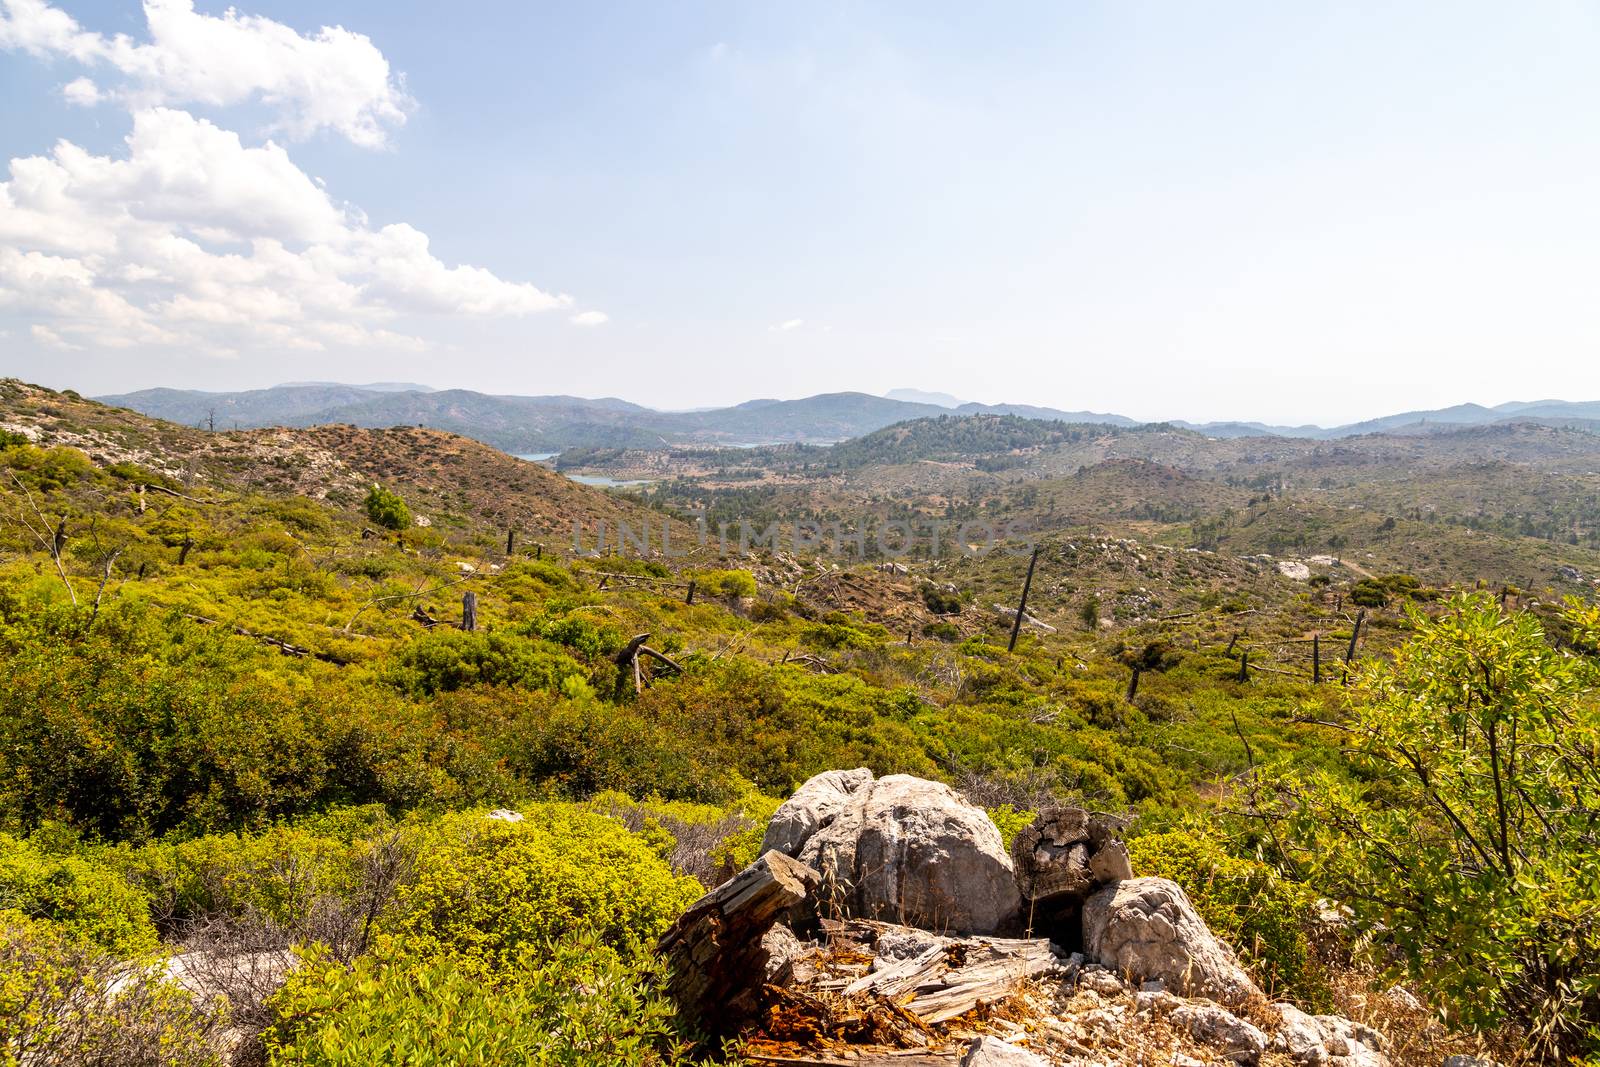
[
  {"left": 658, "top": 850, "right": 821, "bottom": 1034},
  {"left": 1009, "top": 808, "right": 1131, "bottom": 946}
]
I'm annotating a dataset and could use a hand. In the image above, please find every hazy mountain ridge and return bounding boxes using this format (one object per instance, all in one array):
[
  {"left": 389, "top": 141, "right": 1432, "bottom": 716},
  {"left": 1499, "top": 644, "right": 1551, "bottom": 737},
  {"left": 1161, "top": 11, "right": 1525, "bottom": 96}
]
[{"left": 97, "top": 382, "right": 1600, "bottom": 453}]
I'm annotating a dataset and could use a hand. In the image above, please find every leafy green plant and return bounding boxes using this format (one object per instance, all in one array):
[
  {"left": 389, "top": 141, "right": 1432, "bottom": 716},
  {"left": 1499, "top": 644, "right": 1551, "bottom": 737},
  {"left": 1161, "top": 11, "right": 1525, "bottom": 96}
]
[
  {"left": 0, "top": 909, "right": 222, "bottom": 1067},
  {"left": 1264, "top": 594, "right": 1600, "bottom": 1061},
  {"left": 264, "top": 935, "right": 684, "bottom": 1067},
  {"left": 380, "top": 809, "right": 701, "bottom": 978},
  {"left": 0, "top": 834, "right": 158, "bottom": 956},
  {"left": 363, "top": 484, "right": 411, "bottom": 531}
]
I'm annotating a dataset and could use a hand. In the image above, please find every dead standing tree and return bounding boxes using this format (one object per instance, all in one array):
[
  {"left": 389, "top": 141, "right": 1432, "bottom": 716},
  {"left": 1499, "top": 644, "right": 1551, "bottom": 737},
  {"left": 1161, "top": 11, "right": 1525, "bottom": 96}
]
[
  {"left": 1007, "top": 545, "right": 1041, "bottom": 653},
  {"left": 3, "top": 471, "right": 77, "bottom": 605}
]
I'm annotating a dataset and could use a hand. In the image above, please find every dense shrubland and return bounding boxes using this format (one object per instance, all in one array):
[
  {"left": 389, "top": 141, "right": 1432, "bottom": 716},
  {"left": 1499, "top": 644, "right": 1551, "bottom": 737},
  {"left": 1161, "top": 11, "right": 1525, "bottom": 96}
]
[{"left": 1, "top": 427, "right": 1596, "bottom": 1062}]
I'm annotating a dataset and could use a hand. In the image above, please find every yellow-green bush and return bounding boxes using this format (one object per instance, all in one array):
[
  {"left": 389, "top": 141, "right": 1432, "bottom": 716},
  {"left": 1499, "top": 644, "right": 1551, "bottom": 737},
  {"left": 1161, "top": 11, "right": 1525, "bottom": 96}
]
[
  {"left": 1128, "top": 829, "right": 1322, "bottom": 1005},
  {"left": 0, "top": 834, "right": 157, "bottom": 956},
  {"left": 0, "top": 909, "right": 221, "bottom": 1067},
  {"left": 380, "top": 809, "right": 701, "bottom": 979},
  {"left": 264, "top": 934, "right": 683, "bottom": 1066}
]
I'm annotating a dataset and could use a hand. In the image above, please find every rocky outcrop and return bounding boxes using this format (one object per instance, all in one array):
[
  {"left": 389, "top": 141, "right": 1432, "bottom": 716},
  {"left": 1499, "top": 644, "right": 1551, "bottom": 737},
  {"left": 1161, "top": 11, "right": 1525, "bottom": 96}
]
[
  {"left": 1169, "top": 1002, "right": 1268, "bottom": 1064},
  {"left": 1081, "top": 877, "right": 1261, "bottom": 1005},
  {"left": 707, "top": 771, "right": 1395, "bottom": 1067},
  {"left": 1272, "top": 1004, "right": 1389, "bottom": 1066},
  {"left": 761, "top": 768, "right": 1022, "bottom": 935}
]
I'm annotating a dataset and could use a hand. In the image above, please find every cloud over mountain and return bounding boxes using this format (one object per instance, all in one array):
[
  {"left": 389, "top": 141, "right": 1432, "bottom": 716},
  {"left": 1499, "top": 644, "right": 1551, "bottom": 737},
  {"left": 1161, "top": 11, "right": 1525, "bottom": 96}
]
[{"left": 0, "top": 1, "right": 595, "bottom": 356}]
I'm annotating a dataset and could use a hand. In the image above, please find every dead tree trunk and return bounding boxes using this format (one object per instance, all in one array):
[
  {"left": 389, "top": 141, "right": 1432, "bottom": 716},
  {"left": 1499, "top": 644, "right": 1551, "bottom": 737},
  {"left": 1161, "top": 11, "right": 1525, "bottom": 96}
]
[
  {"left": 461, "top": 591, "right": 477, "bottom": 632},
  {"left": 505, "top": 528, "right": 515, "bottom": 556},
  {"left": 685, "top": 579, "right": 696, "bottom": 605},
  {"left": 1345, "top": 609, "right": 1363, "bottom": 662},
  {"left": 178, "top": 535, "right": 195, "bottom": 566},
  {"left": 1007, "top": 546, "right": 1040, "bottom": 653},
  {"left": 1126, "top": 664, "right": 1141, "bottom": 703},
  {"left": 1237, "top": 651, "right": 1249, "bottom": 683},
  {"left": 1312, "top": 633, "right": 1321, "bottom": 684},
  {"left": 1225, "top": 631, "right": 1240, "bottom": 657},
  {"left": 658, "top": 850, "right": 820, "bottom": 1035}
]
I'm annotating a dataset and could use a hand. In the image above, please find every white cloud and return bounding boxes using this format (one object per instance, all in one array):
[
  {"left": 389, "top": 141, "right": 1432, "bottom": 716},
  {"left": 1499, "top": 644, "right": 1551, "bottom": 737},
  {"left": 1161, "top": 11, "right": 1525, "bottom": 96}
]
[
  {"left": 0, "top": 108, "right": 574, "bottom": 354},
  {"left": 60, "top": 76, "right": 100, "bottom": 106},
  {"left": 30, "top": 324, "right": 80, "bottom": 349},
  {"left": 769, "top": 317, "right": 804, "bottom": 332},
  {"left": 569, "top": 310, "right": 608, "bottom": 326},
  {"left": 0, "top": 0, "right": 411, "bottom": 147}
]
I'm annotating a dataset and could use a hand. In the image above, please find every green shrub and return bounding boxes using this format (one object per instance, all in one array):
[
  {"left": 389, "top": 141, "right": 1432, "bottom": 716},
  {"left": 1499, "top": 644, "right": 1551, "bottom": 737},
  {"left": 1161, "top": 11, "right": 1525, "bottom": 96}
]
[
  {"left": 0, "top": 834, "right": 158, "bottom": 956},
  {"left": 689, "top": 568, "right": 756, "bottom": 600},
  {"left": 380, "top": 809, "right": 701, "bottom": 979},
  {"left": 390, "top": 629, "right": 590, "bottom": 696},
  {"left": 0, "top": 909, "right": 222, "bottom": 1066},
  {"left": 1127, "top": 830, "right": 1320, "bottom": 1004},
  {"left": 921, "top": 585, "right": 963, "bottom": 615},
  {"left": 986, "top": 805, "right": 1035, "bottom": 850},
  {"left": 1266, "top": 595, "right": 1600, "bottom": 1061},
  {"left": 264, "top": 934, "right": 683, "bottom": 1067},
  {"left": 363, "top": 485, "right": 411, "bottom": 531}
]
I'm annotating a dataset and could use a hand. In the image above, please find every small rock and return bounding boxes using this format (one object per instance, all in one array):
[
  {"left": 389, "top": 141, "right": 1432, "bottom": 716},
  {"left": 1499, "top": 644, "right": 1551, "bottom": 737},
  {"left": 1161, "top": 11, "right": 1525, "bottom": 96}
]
[
  {"left": 962, "top": 1036, "right": 1048, "bottom": 1066},
  {"left": 1077, "top": 965, "right": 1130, "bottom": 997},
  {"left": 1171, "top": 1002, "right": 1267, "bottom": 1065},
  {"left": 1442, "top": 1057, "right": 1503, "bottom": 1067},
  {"left": 486, "top": 808, "right": 523, "bottom": 822},
  {"left": 1089, "top": 839, "right": 1134, "bottom": 881},
  {"left": 760, "top": 923, "right": 807, "bottom": 984},
  {"left": 1382, "top": 985, "right": 1422, "bottom": 1012}
]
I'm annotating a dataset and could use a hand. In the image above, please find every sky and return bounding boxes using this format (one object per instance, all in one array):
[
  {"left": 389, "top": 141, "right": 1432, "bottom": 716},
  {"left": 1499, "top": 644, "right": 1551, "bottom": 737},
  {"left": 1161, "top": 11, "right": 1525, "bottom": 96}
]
[{"left": 1, "top": 1, "right": 1598, "bottom": 425}]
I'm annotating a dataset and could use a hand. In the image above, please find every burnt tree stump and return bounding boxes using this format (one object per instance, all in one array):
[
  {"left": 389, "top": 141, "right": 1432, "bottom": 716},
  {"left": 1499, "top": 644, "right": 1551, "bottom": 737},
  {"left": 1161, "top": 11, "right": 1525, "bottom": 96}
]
[{"left": 658, "top": 850, "right": 820, "bottom": 1035}]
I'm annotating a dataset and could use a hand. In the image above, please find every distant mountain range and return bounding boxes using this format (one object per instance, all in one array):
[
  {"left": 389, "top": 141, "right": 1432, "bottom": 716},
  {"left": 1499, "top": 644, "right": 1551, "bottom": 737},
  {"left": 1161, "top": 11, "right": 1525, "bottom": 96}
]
[{"left": 94, "top": 384, "right": 1600, "bottom": 454}]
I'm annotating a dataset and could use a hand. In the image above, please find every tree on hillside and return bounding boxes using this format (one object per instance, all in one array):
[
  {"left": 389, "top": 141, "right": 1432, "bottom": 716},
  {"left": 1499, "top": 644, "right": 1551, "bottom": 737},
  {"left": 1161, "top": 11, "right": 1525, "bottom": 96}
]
[
  {"left": 1261, "top": 594, "right": 1600, "bottom": 1061},
  {"left": 364, "top": 484, "right": 411, "bottom": 531}
]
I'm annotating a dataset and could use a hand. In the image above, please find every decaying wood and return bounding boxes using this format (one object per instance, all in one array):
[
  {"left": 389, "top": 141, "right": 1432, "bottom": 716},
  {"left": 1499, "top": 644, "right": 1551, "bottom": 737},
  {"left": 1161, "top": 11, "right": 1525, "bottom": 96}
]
[
  {"left": 746, "top": 1052, "right": 960, "bottom": 1066},
  {"left": 182, "top": 613, "right": 324, "bottom": 660},
  {"left": 834, "top": 927, "right": 1059, "bottom": 1025},
  {"left": 659, "top": 850, "right": 822, "bottom": 1034}
]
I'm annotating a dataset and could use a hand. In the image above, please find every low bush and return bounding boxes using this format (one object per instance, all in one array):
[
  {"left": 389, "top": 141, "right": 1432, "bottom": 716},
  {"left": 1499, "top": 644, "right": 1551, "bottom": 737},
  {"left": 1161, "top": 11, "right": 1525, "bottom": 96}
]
[
  {"left": 0, "top": 909, "right": 222, "bottom": 1067},
  {"left": 0, "top": 834, "right": 158, "bottom": 956},
  {"left": 379, "top": 809, "right": 701, "bottom": 979},
  {"left": 264, "top": 934, "right": 684, "bottom": 1067}
]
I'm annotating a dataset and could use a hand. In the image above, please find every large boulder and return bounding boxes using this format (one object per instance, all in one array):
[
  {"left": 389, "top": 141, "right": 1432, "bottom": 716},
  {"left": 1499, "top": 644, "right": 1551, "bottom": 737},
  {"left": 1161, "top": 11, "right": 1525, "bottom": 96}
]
[
  {"left": 1081, "top": 877, "right": 1261, "bottom": 1005},
  {"left": 760, "top": 769, "right": 1022, "bottom": 935}
]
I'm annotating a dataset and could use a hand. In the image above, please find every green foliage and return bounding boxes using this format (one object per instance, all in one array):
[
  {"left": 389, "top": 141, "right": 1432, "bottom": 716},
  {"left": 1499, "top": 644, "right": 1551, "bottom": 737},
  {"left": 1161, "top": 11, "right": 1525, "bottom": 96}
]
[
  {"left": 1, "top": 444, "right": 95, "bottom": 492},
  {"left": 264, "top": 934, "right": 683, "bottom": 1067},
  {"left": 0, "top": 833, "right": 158, "bottom": 956},
  {"left": 363, "top": 484, "right": 411, "bottom": 531},
  {"left": 1266, "top": 594, "right": 1600, "bottom": 1061},
  {"left": 689, "top": 568, "right": 756, "bottom": 600},
  {"left": 986, "top": 805, "right": 1035, "bottom": 850},
  {"left": 381, "top": 810, "right": 702, "bottom": 979},
  {"left": 0, "top": 909, "right": 222, "bottom": 1067},
  {"left": 0, "top": 605, "right": 506, "bottom": 839},
  {"left": 1127, "top": 830, "right": 1320, "bottom": 1004},
  {"left": 389, "top": 628, "right": 591, "bottom": 697},
  {"left": 921, "top": 584, "right": 963, "bottom": 615}
]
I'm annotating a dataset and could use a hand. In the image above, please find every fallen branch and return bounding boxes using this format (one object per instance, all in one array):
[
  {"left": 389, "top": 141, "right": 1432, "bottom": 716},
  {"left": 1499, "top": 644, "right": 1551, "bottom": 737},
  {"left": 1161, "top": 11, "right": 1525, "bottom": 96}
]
[{"left": 341, "top": 572, "right": 477, "bottom": 634}]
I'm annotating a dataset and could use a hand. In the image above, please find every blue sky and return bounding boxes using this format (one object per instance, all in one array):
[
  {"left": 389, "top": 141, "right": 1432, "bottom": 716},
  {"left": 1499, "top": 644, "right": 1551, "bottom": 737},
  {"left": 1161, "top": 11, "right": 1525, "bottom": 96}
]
[{"left": 1, "top": 1, "right": 1597, "bottom": 423}]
